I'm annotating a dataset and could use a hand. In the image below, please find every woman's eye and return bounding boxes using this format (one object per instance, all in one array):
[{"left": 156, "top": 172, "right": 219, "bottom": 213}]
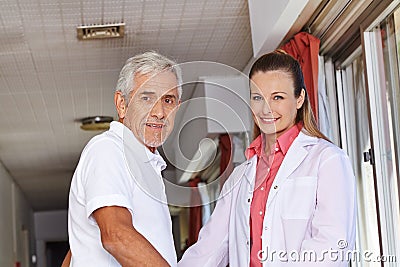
[
  {"left": 273, "top": 95, "right": 283, "bottom": 100},
  {"left": 252, "top": 95, "right": 262, "bottom": 101}
]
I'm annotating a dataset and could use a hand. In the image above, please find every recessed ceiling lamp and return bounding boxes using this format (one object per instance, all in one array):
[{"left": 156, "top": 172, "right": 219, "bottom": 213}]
[
  {"left": 77, "top": 22, "right": 125, "bottom": 40},
  {"left": 80, "top": 116, "right": 114, "bottom": 131}
]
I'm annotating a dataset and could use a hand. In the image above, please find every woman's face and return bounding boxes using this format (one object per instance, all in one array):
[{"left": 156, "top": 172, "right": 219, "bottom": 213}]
[{"left": 250, "top": 70, "right": 305, "bottom": 138}]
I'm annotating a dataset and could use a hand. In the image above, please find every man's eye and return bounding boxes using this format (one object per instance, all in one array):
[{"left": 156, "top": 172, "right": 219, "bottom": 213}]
[
  {"left": 141, "top": 96, "right": 150, "bottom": 101},
  {"left": 164, "top": 98, "right": 174, "bottom": 104}
]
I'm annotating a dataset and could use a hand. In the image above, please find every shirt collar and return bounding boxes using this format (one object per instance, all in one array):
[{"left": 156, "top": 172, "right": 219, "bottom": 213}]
[
  {"left": 245, "top": 123, "right": 301, "bottom": 159},
  {"left": 245, "top": 134, "right": 263, "bottom": 160},
  {"left": 276, "top": 123, "right": 301, "bottom": 155},
  {"left": 145, "top": 148, "right": 167, "bottom": 171},
  {"left": 109, "top": 121, "right": 167, "bottom": 171}
]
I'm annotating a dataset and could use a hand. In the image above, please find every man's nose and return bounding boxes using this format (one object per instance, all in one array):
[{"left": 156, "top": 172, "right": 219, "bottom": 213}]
[{"left": 150, "top": 99, "right": 165, "bottom": 119}]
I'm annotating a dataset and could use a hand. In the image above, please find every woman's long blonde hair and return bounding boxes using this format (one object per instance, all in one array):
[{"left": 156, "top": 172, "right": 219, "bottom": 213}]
[{"left": 249, "top": 50, "right": 330, "bottom": 142}]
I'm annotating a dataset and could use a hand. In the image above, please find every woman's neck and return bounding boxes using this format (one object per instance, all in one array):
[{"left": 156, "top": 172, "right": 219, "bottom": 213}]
[{"left": 263, "top": 133, "right": 276, "bottom": 155}]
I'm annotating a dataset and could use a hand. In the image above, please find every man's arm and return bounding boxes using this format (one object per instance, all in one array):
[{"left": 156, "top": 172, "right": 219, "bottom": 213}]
[
  {"left": 93, "top": 206, "right": 170, "bottom": 267},
  {"left": 61, "top": 249, "right": 71, "bottom": 267}
]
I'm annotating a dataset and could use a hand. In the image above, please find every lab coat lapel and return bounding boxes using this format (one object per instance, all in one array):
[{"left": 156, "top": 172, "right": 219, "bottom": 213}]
[
  {"left": 266, "top": 131, "right": 317, "bottom": 208},
  {"left": 243, "top": 156, "right": 257, "bottom": 187}
]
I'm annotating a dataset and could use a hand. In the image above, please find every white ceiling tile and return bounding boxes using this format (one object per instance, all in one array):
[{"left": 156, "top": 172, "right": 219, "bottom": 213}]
[
  {"left": 72, "top": 89, "right": 89, "bottom": 119},
  {"left": 36, "top": 72, "right": 56, "bottom": 92},
  {"left": 26, "top": 92, "right": 52, "bottom": 129},
  {"left": 4, "top": 75, "right": 26, "bottom": 94},
  {"left": 103, "top": 0, "right": 124, "bottom": 13},
  {"left": 57, "top": 90, "right": 76, "bottom": 122},
  {"left": 60, "top": 1, "right": 81, "bottom": 10},
  {"left": 0, "top": 96, "right": 14, "bottom": 132},
  {"left": 41, "top": 92, "right": 64, "bottom": 125}
]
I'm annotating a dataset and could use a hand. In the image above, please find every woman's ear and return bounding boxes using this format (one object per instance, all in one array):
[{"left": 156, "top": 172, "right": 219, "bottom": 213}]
[
  {"left": 296, "top": 89, "right": 306, "bottom": 109},
  {"left": 114, "top": 91, "right": 127, "bottom": 120}
]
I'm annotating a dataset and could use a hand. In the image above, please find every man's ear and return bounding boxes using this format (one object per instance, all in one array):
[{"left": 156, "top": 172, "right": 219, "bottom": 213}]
[{"left": 114, "top": 91, "right": 127, "bottom": 120}]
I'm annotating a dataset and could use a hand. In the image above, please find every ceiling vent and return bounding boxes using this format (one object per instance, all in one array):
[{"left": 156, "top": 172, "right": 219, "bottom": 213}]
[{"left": 77, "top": 23, "right": 125, "bottom": 40}]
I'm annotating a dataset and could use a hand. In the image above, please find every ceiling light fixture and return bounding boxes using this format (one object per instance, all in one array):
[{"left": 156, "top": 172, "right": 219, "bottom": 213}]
[
  {"left": 79, "top": 116, "right": 114, "bottom": 131},
  {"left": 77, "top": 23, "right": 125, "bottom": 40}
]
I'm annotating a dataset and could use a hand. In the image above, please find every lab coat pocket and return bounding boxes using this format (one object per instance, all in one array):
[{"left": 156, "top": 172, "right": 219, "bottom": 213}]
[{"left": 280, "top": 176, "right": 317, "bottom": 220}]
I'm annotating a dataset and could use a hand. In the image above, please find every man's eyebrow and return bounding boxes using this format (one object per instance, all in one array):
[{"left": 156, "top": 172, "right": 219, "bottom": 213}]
[
  {"left": 162, "top": 94, "right": 177, "bottom": 99},
  {"left": 140, "top": 91, "right": 156, "bottom": 95}
]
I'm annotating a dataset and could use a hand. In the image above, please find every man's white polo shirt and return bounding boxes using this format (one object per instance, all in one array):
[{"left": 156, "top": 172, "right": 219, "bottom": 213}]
[{"left": 68, "top": 121, "right": 177, "bottom": 266}]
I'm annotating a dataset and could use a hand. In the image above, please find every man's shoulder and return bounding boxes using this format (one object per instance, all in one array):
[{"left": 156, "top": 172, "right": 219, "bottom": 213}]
[{"left": 83, "top": 130, "right": 123, "bottom": 154}]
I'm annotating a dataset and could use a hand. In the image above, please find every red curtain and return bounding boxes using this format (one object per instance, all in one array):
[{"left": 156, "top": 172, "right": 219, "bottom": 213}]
[
  {"left": 188, "top": 177, "right": 202, "bottom": 246},
  {"left": 219, "top": 134, "right": 233, "bottom": 188},
  {"left": 280, "top": 32, "right": 320, "bottom": 119}
]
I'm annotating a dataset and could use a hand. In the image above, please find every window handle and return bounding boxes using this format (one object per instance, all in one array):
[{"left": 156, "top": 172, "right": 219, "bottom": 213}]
[{"left": 363, "top": 148, "right": 375, "bottom": 165}]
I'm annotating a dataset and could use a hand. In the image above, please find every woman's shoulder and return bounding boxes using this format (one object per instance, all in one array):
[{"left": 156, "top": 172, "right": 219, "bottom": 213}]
[
  {"left": 297, "top": 131, "right": 348, "bottom": 159},
  {"left": 230, "top": 156, "right": 256, "bottom": 176},
  {"left": 313, "top": 136, "right": 349, "bottom": 160}
]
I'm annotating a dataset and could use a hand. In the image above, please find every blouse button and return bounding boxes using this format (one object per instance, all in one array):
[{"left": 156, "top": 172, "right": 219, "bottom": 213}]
[{"left": 273, "top": 185, "right": 278, "bottom": 189}]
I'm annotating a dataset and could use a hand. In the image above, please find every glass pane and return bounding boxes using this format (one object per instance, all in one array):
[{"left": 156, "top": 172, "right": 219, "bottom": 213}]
[
  {"left": 378, "top": 5, "right": 400, "bottom": 263},
  {"left": 340, "top": 54, "right": 380, "bottom": 267},
  {"left": 363, "top": 3, "right": 400, "bottom": 265}
]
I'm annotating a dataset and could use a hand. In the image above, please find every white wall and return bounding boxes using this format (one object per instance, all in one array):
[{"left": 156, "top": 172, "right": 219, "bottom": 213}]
[
  {"left": 0, "top": 163, "right": 14, "bottom": 267},
  {"left": 34, "top": 210, "right": 68, "bottom": 241},
  {"left": 172, "top": 75, "right": 251, "bottom": 185},
  {"left": 203, "top": 75, "right": 252, "bottom": 134},
  {"left": 248, "top": 0, "right": 310, "bottom": 57},
  {"left": 0, "top": 161, "right": 35, "bottom": 267},
  {"left": 34, "top": 210, "right": 68, "bottom": 267}
]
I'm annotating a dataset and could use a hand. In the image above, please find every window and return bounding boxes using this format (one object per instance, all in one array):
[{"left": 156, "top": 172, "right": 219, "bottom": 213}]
[
  {"left": 336, "top": 49, "right": 381, "bottom": 267},
  {"left": 363, "top": 3, "right": 400, "bottom": 264}
]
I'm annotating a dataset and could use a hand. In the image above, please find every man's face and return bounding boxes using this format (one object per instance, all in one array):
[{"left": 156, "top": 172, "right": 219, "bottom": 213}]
[{"left": 120, "top": 71, "right": 180, "bottom": 150}]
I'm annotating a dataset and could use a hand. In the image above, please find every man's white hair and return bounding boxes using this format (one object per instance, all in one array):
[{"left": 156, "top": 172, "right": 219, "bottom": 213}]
[{"left": 116, "top": 51, "right": 182, "bottom": 101}]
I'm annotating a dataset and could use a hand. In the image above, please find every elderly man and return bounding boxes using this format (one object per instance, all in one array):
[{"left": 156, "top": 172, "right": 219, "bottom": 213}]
[{"left": 63, "top": 51, "right": 181, "bottom": 266}]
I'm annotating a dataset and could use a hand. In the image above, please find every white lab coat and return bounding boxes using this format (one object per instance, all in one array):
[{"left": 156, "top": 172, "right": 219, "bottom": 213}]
[{"left": 179, "top": 131, "right": 356, "bottom": 267}]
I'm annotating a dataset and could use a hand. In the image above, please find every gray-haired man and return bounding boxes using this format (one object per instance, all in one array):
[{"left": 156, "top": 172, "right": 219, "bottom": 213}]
[{"left": 63, "top": 51, "right": 181, "bottom": 267}]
